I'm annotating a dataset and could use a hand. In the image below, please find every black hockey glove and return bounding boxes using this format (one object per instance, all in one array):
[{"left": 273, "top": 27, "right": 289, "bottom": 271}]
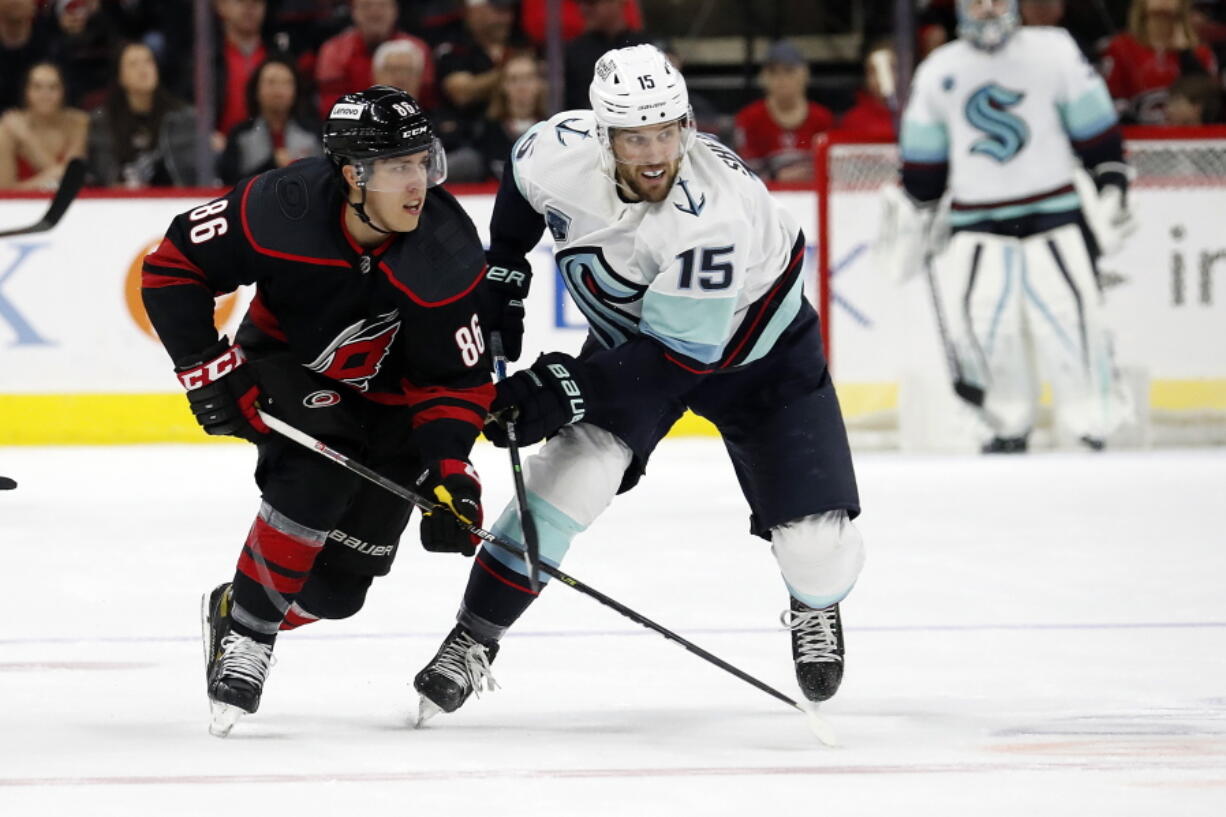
[
  {"left": 416, "top": 458, "right": 483, "bottom": 556},
  {"left": 484, "top": 352, "right": 590, "bottom": 447},
  {"left": 482, "top": 258, "right": 532, "bottom": 362},
  {"left": 174, "top": 338, "right": 269, "bottom": 443}
]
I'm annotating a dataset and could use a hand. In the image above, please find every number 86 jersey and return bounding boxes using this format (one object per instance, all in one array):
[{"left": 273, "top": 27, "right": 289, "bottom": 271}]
[{"left": 508, "top": 110, "right": 807, "bottom": 372}]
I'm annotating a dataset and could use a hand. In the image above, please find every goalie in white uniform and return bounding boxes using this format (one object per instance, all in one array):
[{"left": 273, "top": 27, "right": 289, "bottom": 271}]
[
  {"left": 413, "top": 44, "right": 864, "bottom": 721},
  {"left": 900, "top": 0, "right": 1135, "bottom": 451}
]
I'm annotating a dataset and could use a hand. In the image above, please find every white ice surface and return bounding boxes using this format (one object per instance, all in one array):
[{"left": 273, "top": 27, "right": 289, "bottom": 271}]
[{"left": 1, "top": 441, "right": 1224, "bottom": 816}]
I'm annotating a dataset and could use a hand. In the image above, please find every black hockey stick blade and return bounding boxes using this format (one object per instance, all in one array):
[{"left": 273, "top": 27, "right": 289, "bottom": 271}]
[
  {"left": 257, "top": 409, "right": 835, "bottom": 743},
  {"left": 0, "top": 158, "right": 86, "bottom": 239},
  {"left": 0, "top": 477, "right": 16, "bottom": 490},
  {"left": 490, "top": 331, "right": 542, "bottom": 592}
]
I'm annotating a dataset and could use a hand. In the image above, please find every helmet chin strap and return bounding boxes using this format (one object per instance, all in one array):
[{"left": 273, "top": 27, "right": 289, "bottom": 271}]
[{"left": 348, "top": 181, "right": 395, "bottom": 235}]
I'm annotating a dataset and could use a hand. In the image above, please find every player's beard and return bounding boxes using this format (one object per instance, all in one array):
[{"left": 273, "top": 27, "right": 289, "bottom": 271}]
[{"left": 616, "top": 158, "right": 681, "bottom": 203}]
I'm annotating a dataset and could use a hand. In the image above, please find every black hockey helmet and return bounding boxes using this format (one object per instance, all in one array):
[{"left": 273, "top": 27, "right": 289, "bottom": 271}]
[{"left": 323, "top": 85, "right": 447, "bottom": 188}]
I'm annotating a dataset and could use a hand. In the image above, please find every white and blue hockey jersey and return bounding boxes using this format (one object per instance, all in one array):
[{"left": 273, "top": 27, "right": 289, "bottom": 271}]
[
  {"left": 507, "top": 110, "right": 805, "bottom": 370},
  {"left": 900, "top": 27, "right": 1122, "bottom": 227}
]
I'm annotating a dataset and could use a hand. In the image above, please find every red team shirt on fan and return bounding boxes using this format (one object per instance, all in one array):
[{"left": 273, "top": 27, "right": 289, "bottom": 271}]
[
  {"left": 1100, "top": 33, "right": 1218, "bottom": 124},
  {"left": 219, "top": 40, "right": 268, "bottom": 135},
  {"left": 837, "top": 89, "right": 895, "bottom": 140},
  {"left": 733, "top": 99, "right": 834, "bottom": 180}
]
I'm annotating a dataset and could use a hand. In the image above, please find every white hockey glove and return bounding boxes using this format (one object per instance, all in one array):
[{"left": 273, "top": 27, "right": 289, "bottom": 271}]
[
  {"left": 875, "top": 184, "right": 948, "bottom": 283},
  {"left": 1092, "top": 184, "right": 1138, "bottom": 257}
]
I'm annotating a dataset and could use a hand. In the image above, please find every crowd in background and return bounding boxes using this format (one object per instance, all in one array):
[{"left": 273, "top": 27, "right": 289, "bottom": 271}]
[{"left": 1, "top": 0, "right": 1225, "bottom": 192}]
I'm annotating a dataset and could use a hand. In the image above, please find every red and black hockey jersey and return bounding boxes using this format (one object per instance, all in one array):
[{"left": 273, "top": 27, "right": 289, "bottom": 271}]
[{"left": 142, "top": 156, "right": 494, "bottom": 461}]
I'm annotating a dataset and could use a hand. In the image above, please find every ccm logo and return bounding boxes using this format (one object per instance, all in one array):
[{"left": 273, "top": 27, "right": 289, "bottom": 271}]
[
  {"left": 487, "top": 266, "right": 528, "bottom": 287},
  {"left": 545, "top": 362, "right": 585, "bottom": 423},
  {"left": 178, "top": 346, "right": 246, "bottom": 391}
]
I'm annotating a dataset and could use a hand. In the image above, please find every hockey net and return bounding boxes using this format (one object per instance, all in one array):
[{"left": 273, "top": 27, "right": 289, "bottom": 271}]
[{"left": 813, "top": 127, "right": 1226, "bottom": 449}]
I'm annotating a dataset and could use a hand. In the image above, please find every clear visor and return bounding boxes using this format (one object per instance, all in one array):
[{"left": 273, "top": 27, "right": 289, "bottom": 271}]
[
  {"left": 608, "top": 115, "right": 696, "bottom": 167},
  {"left": 355, "top": 138, "right": 447, "bottom": 191}
]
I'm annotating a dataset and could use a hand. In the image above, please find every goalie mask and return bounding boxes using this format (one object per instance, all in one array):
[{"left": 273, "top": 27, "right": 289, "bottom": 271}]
[
  {"left": 956, "top": 0, "right": 1020, "bottom": 51},
  {"left": 589, "top": 44, "right": 696, "bottom": 186},
  {"left": 323, "top": 86, "right": 447, "bottom": 191}
]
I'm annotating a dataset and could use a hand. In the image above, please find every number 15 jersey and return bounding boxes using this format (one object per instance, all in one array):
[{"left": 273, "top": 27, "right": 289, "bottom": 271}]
[{"left": 507, "top": 110, "right": 806, "bottom": 371}]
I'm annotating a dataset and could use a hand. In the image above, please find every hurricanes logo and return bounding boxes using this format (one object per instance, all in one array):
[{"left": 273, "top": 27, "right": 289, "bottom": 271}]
[
  {"left": 965, "top": 83, "right": 1029, "bottom": 163},
  {"left": 305, "top": 310, "right": 400, "bottom": 392},
  {"left": 303, "top": 390, "right": 341, "bottom": 408}
]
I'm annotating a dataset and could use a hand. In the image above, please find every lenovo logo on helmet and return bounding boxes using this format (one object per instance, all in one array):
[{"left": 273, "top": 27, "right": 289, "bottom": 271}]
[{"left": 330, "top": 103, "right": 365, "bottom": 120}]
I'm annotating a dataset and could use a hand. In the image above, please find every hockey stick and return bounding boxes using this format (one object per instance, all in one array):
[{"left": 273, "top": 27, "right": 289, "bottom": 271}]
[
  {"left": 0, "top": 477, "right": 16, "bottom": 490},
  {"left": 922, "top": 250, "right": 1007, "bottom": 436},
  {"left": 489, "top": 331, "right": 542, "bottom": 592},
  {"left": 0, "top": 158, "right": 86, "bottom": 239},
  {"left": 256, "top": 409, "right": 837, "bottom": 744}
]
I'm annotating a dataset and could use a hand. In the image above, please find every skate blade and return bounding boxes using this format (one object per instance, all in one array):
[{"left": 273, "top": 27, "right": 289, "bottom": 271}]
[
  {"left": 796, "top": 701, "right": 840, "bottom": 747},
  {"left": 208, "top": 701, "right": 246, "bottom": 738},
  {"left": 414, "top": 696, "right": 444, "bottom": 729}
]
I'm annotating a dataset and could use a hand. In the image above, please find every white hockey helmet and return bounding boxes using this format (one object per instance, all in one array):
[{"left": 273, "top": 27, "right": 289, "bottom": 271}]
[
  {"left": 589, "top": 44, "right": 695, "bottom": 175},
  {"left": 956, "top": 0, "right": 1020, "bottom": 51}
]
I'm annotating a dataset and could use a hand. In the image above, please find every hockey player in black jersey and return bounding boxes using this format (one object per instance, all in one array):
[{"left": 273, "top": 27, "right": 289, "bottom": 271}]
[{"left": 142, "top": 86, "right": 495, "bottom": 737}]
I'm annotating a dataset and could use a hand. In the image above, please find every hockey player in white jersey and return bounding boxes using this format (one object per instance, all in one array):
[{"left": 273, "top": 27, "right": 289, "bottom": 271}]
[
  {"left": 413, "top": 44, "right": 864, "bottom": 721},
  {"left": 900, "top": 0, "right": 1135, "bottom": 452}
]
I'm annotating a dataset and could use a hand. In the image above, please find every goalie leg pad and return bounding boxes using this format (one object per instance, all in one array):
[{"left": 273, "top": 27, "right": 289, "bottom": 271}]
[
  {"left": 934, "top": 232, "right": 1038, "bottom": 438},
  {"left": 771, "top": 510, "right": 865, "bottom": 610},
  {"left": 1021, "top": 224, "right": 1133, "bottom": 440}
]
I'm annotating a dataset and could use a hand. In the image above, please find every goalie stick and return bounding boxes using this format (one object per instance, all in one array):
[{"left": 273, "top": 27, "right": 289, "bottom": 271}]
[
  {"left": 922, "top": 251, "right": 1007, "bottom": 435},
  {"left": 0, "top": 158, "right": 86, "bottom": 239},
  {"left": 489, "top": 331, "right": 542, "bottom": 592},
  {"left": 257, "top": 408, "right": 838, "bottom": 745}
]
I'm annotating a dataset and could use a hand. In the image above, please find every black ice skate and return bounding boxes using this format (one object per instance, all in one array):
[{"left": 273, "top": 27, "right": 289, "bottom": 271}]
[
  {"left": 201, "top": 582, "right": 274, "bottom": 737},
  {"left": 982, "top": 435, "right": 1029, "bottom": 454},
  {"left": 781, "top": 598, "right": 845, "bottom": 702},
  {"left": 413, "top": 626, "right": 500, "bottom": 727}
]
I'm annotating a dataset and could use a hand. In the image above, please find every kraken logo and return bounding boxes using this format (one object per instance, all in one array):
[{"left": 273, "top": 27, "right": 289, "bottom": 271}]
[{"left": 965, "top": 83, "right": 1029, "bottom": 163}]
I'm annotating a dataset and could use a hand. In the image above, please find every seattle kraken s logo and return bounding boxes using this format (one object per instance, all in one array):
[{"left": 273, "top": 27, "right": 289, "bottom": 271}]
[{"left": 965, "top": 83, "right": 1028, "bottom": 162}]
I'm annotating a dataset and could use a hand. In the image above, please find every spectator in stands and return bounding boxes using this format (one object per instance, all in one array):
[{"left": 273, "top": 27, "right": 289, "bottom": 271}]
[
  {"left": 472, "top": 49, "right": 545, "bottom": 180},
  {"left": 0, "top": 61, "right": 88, "bottom": 190},
  {"left": 1020, "top": 0, "right": 1065, "bottom": 26},
  {"left": 53, "top": 0, "right": 114, "bottom": 109},
  {"left": 371, "top": 37, "right": 426, "bottom": 96},
  {"left": 214, "top": 0, "right": 270, "bottom": 143},
  {"left": 217, "top": 55, "right": 322, "bottom": 184},
  {"left": 838, "top": 41, "right": 896, "bottom": 140},
  {"left": 734, "top": 39, "right": 833, "bottom": 183},
  {"left": 86, "top": 41, "right": 198, "bottom": 187},
  {"left": 1101, "top": 0, "right": 1218, "bottom": 124},
  {"left": 436, "top": 0, "right": 519, "bottom": 119},
  {"left": 315, "top": 0, "right": 434, "bottom": 118},
  {"left": 1165, "top": 72, "right": 1223, "bottom": 122},
  {"left": 0, "top": 0, "right": 55, "bottom": 113},
  {"left": 520, "top": 0, "right": 642, "bottom": 46},
  {"left": 404, "top": 0, "right": 468, "bottom": 47},
  {"left": 917, "top": 0, "right": 956, "bottom": 61},
  {"left": 563, "top": 0, "right": 650, "bottom": 110},
  {"left": 433, "top": 0, "right": 522, "bottom": 180}
]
